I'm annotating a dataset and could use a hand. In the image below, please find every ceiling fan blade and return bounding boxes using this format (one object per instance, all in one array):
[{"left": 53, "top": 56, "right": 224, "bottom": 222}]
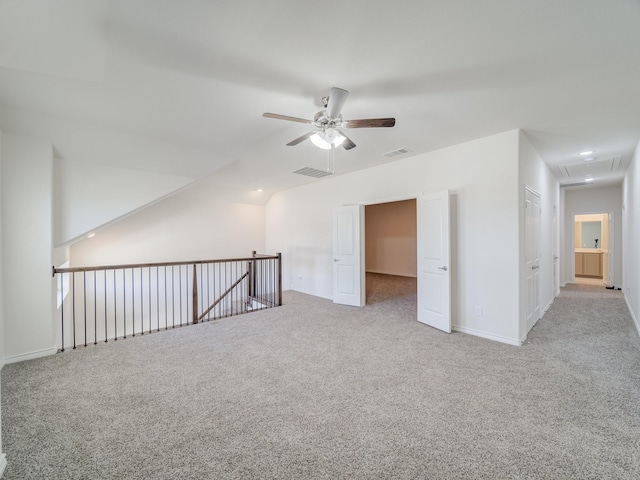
[
  {"left": 339, "top": 131, "right": 356, "bottom": 150},
  {"left": 326, "top": 87, "right": 349, "bottom": 119},
  {"left": 286, "top": 131, "right": 314, "bottom": 146},
  {"left": 344, "top": 117, "right": 396, "bottom": 128},
  {"left": 263, "top": 112, "right": 312, "bottom": 124}
]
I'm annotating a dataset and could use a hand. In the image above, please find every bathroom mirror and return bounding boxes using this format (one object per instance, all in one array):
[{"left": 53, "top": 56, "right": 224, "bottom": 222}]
[{"left": 580, "top": 221, "right": 601, "bottom": 248}]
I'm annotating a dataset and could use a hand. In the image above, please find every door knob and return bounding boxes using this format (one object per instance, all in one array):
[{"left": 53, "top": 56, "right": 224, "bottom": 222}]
[
  {"left": 532, "top": 265, "right": 539, "bottom": 270},
  {"left": 437, "top": 266, "right": 448, "bottom": 271},
  {"left": 334, "top": 259, "right": 340, "bottom": 262}
]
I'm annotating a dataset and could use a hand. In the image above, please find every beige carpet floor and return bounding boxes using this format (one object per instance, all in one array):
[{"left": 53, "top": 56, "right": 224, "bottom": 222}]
[{"left": 2, "top": 275, "right": 639, "bottom": 479}]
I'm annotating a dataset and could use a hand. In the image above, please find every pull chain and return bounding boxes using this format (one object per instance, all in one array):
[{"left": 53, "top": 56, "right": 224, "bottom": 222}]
[{"left": 327, "top": 144, "right": 336, "bottom": 174}]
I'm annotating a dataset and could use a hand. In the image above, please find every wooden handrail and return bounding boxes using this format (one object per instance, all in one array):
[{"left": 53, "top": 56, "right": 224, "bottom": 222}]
[
  {"left": 54, "top": 252, "right": 282, "bottom": 350},
  {"left": 52, "top": 255, "right": 280, "bottom": 276}
]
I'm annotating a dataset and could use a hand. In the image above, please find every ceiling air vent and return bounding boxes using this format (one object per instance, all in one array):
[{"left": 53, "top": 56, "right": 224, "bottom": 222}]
[
  {"left": 384, "top": 148, "right": 410, "bottom": 158},
  {"left": 560, "top": 181, "right": 594, "bottom": 188},
  {"left": 291, "top": 167, "right": 334, "bottom": 178}
]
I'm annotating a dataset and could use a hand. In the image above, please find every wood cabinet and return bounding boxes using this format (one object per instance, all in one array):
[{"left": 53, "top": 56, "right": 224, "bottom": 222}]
[
  {"left": 575, "top": 252, "right": 602, "bottom": 277},
  {"left": 575, "top": 253, "right": 583, "bottom": 275}
]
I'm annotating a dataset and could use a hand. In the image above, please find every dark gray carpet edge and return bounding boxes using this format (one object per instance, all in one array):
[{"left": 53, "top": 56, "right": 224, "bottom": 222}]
[{"left": 2, "top": 279, "right": 639, "bottom": 479}]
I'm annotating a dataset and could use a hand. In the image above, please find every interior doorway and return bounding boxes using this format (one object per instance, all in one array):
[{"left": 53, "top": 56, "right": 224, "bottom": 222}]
[
  {"left": 573, "top": 212, "right": 612, "bottom": 287},
  {"left": 364, "top": 199, "right": 417, "bottom": 305}
]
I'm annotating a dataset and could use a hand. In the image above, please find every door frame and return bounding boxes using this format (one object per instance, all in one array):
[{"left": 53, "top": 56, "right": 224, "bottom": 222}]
[
  {"left": 334, "top": 192, "right": 451, "bottom": 333},
  {"left": 355, "top": 193, "right": 419, "bottom": 307},
  {"left": 524, "top": 186, "right": 542, "bottom": 333},
  {"left": 570, "top": 210, "right": 614, "bottom": 284}
]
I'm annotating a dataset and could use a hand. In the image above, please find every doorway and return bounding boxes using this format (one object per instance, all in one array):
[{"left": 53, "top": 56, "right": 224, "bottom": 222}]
[
  {"left": 573, "top": 212, "right": 612, "bottom": 287},
  {"left": 333, "top": 191, "right": 451, "bottom": 333},
  {"left": 525, "top": 187, "right": 541, "bottom": 332},
  {"left": 364, "top": 199, "right": 417, "bottom": 305}
]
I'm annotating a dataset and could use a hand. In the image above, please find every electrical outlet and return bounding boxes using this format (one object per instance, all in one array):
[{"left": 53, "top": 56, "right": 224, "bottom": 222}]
[{"left": 474, "top": 306, "right": 483, "bottom": 316}]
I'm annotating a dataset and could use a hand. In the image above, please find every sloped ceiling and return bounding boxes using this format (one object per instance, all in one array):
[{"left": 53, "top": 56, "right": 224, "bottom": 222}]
[{"left": 1, "top": 0, "right": 639, "bottom": 201}]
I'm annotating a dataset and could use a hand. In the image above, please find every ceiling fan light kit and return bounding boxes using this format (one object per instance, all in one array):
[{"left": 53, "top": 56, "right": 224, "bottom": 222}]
[
  {"left": 310, "top": 129, "right": 346, "bottom": 149},
  {"left": 263, "top": 86, "right": 395, "bottom": 152}
]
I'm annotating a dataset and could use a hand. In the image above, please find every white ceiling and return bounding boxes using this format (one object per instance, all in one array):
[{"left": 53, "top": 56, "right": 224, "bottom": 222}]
[{"left": 1, "top": 0, "right": 639, "bottom": 201}]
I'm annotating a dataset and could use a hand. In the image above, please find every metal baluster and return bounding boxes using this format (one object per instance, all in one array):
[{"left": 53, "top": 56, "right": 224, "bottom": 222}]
[
  {"left": 164, "top": 266, "right": 167, "bottom": 330},
  {"left": 271, "top": 258, "right": 274, "bottom": 306},
  {"left": 171, "top": 265, "right": 175, "bottom": 328},
  {"left": 114, "top": 270, "right": 118, "bottom": 341},
  {"left": 140, "top": 268, "right": 144, "bottom": 336},
  {"left": 217, "top": 263, "right": 221, "bottom": 319},
  {"left": 60, "top": 272, "right": 65, "bottom": 352},
  {"left": 156, "top": 266, "right": 160, "bottom": 332},
  {"left": 132, "top": 268, "right": 135, "bottom": 337},
  {"left": 94, "top": 271, "right": 97, "bottom": 345},
  {"left": 179, "top": 265, "right": 183, "bottom": 326},
  {"left": 206, "top": 262, "right": 210, "bottom": 321},
  {"left": 123, "top": 269, "right": 127, "bottom": 339},
  {"left": 104, "top": 270, "right": 108, "bottom": 342},
  {"left": 83, "top": 271, "right": 87, "bottom": 347},
  {"left": 148, "top": 268, "right": 152, "bottom": 334},
  {"left": 200, "top": 263, "right": 204, "bottom": 321},
  {"left": 72, "top": 272, "right": 76, "bottom": 349}
]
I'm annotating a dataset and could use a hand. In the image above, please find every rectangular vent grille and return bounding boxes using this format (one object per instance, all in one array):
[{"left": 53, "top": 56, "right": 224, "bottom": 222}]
[
  {"left": 384, "top": 148, "right": 410, "bottom": 158},
  {"left": 560, "top": 181, "right": 593, "bottom": 188},
  {"left": 291, "top": 167, "right": 334, "bottom": 178}
]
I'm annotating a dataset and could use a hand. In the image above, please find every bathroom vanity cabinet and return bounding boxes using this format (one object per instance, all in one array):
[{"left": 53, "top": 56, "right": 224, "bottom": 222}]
[{"left": 575, "top": 251, "right": 603, "bottom": 277}]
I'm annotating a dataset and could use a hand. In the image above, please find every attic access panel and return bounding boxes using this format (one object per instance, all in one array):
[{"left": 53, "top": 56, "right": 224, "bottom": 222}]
[{"left": 559, "top": 156, "right": 621, "bottom": 180}]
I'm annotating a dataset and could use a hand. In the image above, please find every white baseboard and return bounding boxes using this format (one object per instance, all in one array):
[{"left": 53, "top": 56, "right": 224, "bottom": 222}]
[
  {"left": 0, "top": 453, "right": 7, "bottom": 478},
  {"left": 4, "top": 346, "right": 58, "bottom": 365},
  {"left": 624, "top": 295, "right": 640, "bottom": 337},
  {"left": 452, "top": 325, "right": 522, "bottom": 346}
]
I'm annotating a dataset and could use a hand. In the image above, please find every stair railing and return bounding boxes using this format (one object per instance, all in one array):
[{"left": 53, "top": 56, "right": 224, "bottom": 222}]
[{"left": 52, "top": 252, "right": 281, "bottom": 351}]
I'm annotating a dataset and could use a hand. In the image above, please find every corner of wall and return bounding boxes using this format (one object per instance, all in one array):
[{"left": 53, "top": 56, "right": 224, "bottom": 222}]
[
  {"left": 0, "top": 127, "right": 6, "bottom": 472},
  {"left": 517, "top": 131, "right": 560, "bottom": 340},
  {"left": 621, "top": 139, "right": 640, "bottom": 331},
  {"left": 1, "top": 132, "right": 56, "bottom": 359}
]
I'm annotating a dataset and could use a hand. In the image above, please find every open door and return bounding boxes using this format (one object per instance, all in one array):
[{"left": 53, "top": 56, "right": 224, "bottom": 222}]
[
  {"left": 525, "top": 188, "right": 541, "bottom": 332},
  {"left": 333, "top": 205, "right": 365, "bottom": 307},
  {"left": 603, "top": 213, "right": 613, "bottom": 287},
  {"left": 417, "top": 190, "right": 451, "bottom": 332}
]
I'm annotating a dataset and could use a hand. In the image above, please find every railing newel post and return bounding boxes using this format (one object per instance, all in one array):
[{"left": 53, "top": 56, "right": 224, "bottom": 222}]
[
  {"left": 54, "top": 253, "right": 281, "bottom": 353},
  {"left": 277, "top": 252, "right": 282, "bottom": 306}
]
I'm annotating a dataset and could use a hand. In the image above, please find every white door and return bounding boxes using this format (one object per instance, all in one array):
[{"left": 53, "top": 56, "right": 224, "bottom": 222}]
[
  {"left": 417, "top": 190, "right": 451, "bottom": 333},
  {"left": 603, "top": 213, "right": 613, "bottom": 287},
  {"left": 333, "top": 205, "right": 365, "bottom": 307},
  {"left": 553, "top": 204, "right": 559, "bottom": 296},
  {"left": 525, "top": 188, "right": 541, "bottom": 332}
]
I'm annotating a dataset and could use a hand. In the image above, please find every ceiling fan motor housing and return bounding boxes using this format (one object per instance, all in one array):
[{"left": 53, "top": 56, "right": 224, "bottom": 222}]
[{"left": 313, "top": 110, "right": 343, "bottom": 131}]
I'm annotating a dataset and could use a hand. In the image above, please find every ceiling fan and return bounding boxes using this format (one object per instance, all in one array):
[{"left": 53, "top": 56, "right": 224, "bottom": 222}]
[{"left": 263, "top": 87, "right": 395, "bottom": 150}]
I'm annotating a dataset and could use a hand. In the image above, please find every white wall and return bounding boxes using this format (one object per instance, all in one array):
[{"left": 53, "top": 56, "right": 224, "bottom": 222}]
[
  {"left": 55, "top": 158, "right": 196, "bottom": 246},
  {"left": 70, "top": 182, "right": 266, "bottom": 267},
  {"left": 266, "top": 130, "right": 522, "bottom": 345},
  {"left": 518, "top": 131, "right": 560, "bottom": 339},
  {"left": 0, "top": 129, "right": 7, "bottom": 476},
  {"left": 622, "top": 140, "right": 640, "bottom": 333},
  {"left": 365, "top": 200, "right": 417, "bottom": 277},
  {"left": 562, "top": 185, "right": 623, "bottom": 287},
  {"left": 1, "top": 132, "right": 56, "bottom": 363}
]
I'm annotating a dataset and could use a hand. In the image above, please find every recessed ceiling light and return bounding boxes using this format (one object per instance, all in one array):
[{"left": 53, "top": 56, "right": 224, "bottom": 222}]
[
  {"left": 256, "top": 188, "right": 263, "bottom": 193},
  {"left": 87, "top": 232, "right": 96, "bottom": 238},
  {"left": 579, "top": 150, "right": 595, "bottom": 156},
  {"left": 585, "top": 177, "right": 594, "bottom": 183}
]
